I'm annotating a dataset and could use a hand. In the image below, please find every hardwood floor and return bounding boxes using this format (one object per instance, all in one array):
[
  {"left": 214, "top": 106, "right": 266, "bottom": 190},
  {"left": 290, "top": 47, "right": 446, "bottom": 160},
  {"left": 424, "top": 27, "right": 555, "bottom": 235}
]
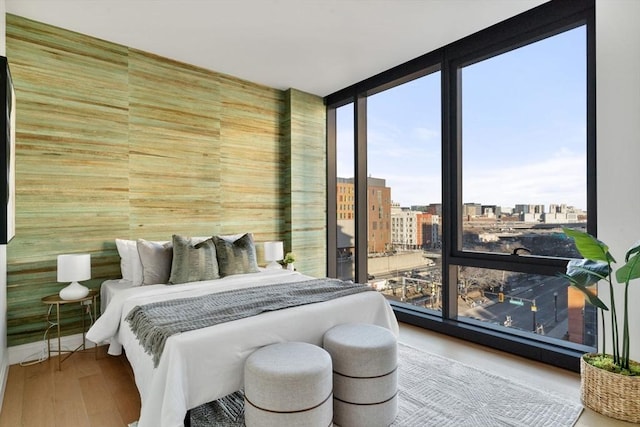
[
  {"left": 0, "top": 347, "right": 140, "bottom": 427},
  {"left": 0, "top": 322, "right": 632, "bottom": 426}
]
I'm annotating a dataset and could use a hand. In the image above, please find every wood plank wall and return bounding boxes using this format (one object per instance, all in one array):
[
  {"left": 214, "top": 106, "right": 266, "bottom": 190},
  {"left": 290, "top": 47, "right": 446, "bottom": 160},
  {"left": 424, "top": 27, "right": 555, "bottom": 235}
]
[
  {"left": 5, "top": 14, "right": 326, "bottom": 347},
  {"left": 283, "top": 89, "right": 327, "bottom": 274}
]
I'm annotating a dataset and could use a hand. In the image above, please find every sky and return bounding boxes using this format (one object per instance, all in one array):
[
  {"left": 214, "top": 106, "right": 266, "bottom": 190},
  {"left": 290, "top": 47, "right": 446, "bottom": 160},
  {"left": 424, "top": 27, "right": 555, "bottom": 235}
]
[{"left": 336, "top": 25, "right": 587, "bottom": 211}]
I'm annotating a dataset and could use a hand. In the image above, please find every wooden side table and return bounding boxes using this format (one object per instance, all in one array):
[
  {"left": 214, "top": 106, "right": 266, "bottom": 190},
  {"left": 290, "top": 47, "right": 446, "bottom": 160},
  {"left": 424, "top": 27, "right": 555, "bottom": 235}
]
[{"left": 41, "top": 289, "right": 99, "bottom": 370}]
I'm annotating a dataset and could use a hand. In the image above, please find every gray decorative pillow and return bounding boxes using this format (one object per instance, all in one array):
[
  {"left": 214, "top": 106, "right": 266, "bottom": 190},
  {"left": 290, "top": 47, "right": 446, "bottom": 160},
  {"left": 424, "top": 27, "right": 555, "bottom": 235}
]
[
  {"left": 213, "top": 233, "right": 260, "bottom": 277},
  {"left": 169, "top": 235, "right": 220, "bottom": 284},
  {"left": 137, "top": 239, "right": 173, "bottom": 285}
]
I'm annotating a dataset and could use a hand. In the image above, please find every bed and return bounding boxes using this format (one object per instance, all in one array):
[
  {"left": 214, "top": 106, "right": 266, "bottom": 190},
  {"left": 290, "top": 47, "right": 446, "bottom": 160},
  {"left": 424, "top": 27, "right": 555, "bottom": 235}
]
[{"left": 86, "top": 235, "right": 398, "bottom": 427}]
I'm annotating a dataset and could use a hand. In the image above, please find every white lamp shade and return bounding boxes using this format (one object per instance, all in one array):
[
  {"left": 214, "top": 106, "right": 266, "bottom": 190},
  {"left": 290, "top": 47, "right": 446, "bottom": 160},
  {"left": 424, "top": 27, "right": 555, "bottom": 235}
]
[
  {"left": 57, "top": 254, "right": 91, "bottom": 300},
  {"left": 57, "top": 254, "right": 91, "bottom": 282},
  {"left": 264, "top": 241, "right": 284, "bottom": 269}
]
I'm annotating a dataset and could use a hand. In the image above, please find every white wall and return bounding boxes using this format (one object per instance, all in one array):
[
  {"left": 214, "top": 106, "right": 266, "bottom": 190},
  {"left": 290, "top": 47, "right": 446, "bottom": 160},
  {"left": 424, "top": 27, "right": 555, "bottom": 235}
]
[{"left": 596, "top": 0, "right": 640, "bottom": 361}]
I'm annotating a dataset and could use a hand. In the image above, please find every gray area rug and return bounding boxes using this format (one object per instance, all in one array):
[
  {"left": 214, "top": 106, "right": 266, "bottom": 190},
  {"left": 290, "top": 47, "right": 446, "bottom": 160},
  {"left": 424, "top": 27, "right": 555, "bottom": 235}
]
[{"left": 133, "top": 343, "right": 584, "bottom": 426}]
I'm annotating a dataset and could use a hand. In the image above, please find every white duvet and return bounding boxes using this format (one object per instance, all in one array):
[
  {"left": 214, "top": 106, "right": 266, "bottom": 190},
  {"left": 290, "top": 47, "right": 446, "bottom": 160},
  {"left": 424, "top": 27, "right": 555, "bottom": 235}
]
[{"left": 86, "top": 269, "right": 399, "bottom": 427}]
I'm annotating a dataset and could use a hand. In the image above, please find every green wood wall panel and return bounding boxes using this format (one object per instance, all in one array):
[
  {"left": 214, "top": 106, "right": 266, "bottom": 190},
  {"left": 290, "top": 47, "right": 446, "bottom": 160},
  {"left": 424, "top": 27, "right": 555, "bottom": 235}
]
[
  {"left": 127, "top": 49, "right": 223, "bottom": 239},
  {"left": 5, "top": 14, "right": 327, "bottom": 347},
  {"left": 6, "top": 15, "right": 130, "bottom": 345},
  {"left": 284, "top": 89, "right": 327, "bottom": 278},
  {"left": 219, "top": 74, "right": 285, "bottom": 243}
]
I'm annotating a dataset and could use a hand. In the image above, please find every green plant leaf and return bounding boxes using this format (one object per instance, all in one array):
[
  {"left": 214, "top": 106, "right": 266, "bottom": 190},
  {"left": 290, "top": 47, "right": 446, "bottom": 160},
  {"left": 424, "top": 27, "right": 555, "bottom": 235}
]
[
  {"left": 616, "top": 250, "right": 640, "bottom": 284},
  {"left": 624, "top": 240, "right": 640, "bottom": 263},
  {"left": 558, "top": 273, "right": 609, "bottom": 311},
  {"left": 565, "top": 258, "right": 611, "bottom": 284},
  {"left": 563, "top": 228, "right": 616, "bottom": 263}
]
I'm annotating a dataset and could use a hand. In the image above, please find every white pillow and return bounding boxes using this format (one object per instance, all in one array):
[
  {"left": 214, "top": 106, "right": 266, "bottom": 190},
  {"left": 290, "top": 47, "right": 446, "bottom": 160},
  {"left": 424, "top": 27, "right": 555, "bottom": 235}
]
[
  {"left": 115, "top": 239, "right": 143, "bottom": 285},
  {"left": 137, "top": 239, "right": 173, "bottom": 285}
]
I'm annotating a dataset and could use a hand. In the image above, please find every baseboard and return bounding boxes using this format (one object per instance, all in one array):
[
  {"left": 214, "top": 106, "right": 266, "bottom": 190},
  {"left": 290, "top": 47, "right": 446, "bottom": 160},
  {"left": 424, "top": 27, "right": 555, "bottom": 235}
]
[
  {"left": 7, "top": 333, "right": 91, "bottom": 366},
  {"left": 0, "top": 347, "right": 8, "bottom": 410}
]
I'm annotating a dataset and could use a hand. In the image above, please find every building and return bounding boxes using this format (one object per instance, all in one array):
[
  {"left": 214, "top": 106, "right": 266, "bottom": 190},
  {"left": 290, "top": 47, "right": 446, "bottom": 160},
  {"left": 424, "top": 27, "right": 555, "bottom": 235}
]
[
  {"left": 543, "top": 204, "right": 586, "bottom": 224},
  {"left": 367, "top": 178, "right": 392, "bottom": 254},
  {"left": 337, "top": 177, "right": 391, "bottom": 254},
  {"left": 391, "top": 205, "right": 440, "bottom": 251},
  {"left": 337, "top": 178, "right": 355, "bottom": 221},
  {"left": 416, "top": 212, "right": 440, "bottom": 249},
  {"left": 391, "top": 204, "right": 417, "bottom": 250},
  {"left": 462, "top": 203, "right": 482, "bottom": 218}
]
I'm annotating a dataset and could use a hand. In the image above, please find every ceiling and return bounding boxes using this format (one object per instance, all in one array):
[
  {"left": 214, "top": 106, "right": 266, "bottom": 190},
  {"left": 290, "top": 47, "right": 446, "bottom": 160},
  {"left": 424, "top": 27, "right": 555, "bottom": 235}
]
[{"left": 5, "top": 0, "right": 547, "bottom": 97}]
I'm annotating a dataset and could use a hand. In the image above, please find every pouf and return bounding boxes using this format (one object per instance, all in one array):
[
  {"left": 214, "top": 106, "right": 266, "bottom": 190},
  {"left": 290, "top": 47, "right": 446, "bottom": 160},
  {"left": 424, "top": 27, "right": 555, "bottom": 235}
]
[
  {"left": 323, "top": 323, "right": 398, "bottom": 427},
  {"left": 244, "top": 341, "right": 333, "bottom": 427}
]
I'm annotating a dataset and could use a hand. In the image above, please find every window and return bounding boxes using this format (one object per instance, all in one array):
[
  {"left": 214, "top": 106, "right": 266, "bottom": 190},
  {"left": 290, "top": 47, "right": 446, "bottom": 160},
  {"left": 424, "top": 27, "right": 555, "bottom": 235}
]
[
  {"left": 460, "top": 27, "right": 587, "bottom": 258},
  {"left": 326, "top": 1, "right": 595, "bottom": 370},
  {"left": 335, "top": 103, "right": 355, "bottom": 282},
  {"left": 365, "top": 73, "right": 442, "bottom": 308}
]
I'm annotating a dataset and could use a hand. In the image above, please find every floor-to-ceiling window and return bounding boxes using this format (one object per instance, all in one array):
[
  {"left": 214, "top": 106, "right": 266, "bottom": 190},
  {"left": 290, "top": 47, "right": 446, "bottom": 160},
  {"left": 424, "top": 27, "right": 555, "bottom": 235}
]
[
  {"left": 366, "top": 72, "right": 442, "bottom": 314},
  {"left": 453, "top": 25, "right": 595, "bottom": 347},
  {"left": 326, "top": 0, "right": 595, "bottom": 371},
  {"left": 335, "top": 103, "right": 356, "bottom": 281}
]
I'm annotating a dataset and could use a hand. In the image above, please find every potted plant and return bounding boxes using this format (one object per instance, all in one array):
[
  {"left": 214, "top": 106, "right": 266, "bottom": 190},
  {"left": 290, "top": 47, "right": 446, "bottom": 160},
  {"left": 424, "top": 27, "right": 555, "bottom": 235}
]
[
  {"left": 561, "top": 228, "right": 640, "bottom": 422},
  {"left": 283, "top": 252, "right": 296, "bottom": 271}
]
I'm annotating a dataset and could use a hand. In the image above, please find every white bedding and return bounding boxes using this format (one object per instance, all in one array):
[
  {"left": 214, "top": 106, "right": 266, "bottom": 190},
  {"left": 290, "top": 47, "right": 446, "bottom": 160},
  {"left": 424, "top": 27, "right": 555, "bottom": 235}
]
[
  {"left": 100, "top": 278, "right": 133, "bottom": 314},
  {"left": 87, "top": 269, "right": 399, "bottom": 427}
]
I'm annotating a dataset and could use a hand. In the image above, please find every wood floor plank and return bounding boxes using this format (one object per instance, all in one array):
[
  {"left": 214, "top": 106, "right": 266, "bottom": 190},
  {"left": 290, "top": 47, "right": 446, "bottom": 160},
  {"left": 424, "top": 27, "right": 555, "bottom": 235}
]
[
  {"left": 98, "top": 354, "right": 140, "bottom": 423},
  {"left": 78, "top": 372, "right": 119, "bottom": 417},
  {"left": 0, "top": 364, "right": 25, "bottom": 427},
  {"left": 70, "top": 348, "right": 101, "bottom": 378},
  {"left": 22, "top": 359, "right": 56, "bottom": 427},
  {"left": 87, "top": 408, "right": 125, "bottom": 427},
  {"left": 52, "top": 360, "right": 90, "bottom": 427}
]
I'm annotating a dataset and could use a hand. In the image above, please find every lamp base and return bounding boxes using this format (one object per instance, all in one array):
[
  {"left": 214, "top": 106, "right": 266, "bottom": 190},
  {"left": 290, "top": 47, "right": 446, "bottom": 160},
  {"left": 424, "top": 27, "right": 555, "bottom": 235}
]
[
  {"left": 59, "top": 281, "right": 89, "bottom": 300},
  {"left": 265, "top": 261, "right": 282, "bottom": 270}
]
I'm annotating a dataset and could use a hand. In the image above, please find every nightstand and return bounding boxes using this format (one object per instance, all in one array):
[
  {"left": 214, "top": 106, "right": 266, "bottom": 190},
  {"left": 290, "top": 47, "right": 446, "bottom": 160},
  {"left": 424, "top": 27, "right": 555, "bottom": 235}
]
[{"left": 41, "top": 289, "right": 99, "bottom": 370}]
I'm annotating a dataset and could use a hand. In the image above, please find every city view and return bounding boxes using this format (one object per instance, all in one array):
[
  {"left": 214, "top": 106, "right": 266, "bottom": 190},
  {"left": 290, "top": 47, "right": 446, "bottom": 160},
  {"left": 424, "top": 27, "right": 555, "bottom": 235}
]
[{"left": 336, "top": 178, "right": 595, "bottom": 347}]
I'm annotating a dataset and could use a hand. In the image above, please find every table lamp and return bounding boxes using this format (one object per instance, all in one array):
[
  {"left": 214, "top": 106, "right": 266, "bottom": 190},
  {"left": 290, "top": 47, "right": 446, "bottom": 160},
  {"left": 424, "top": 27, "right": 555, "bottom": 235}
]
[
  {"left": 264, "top": 241, "right": 284, "bottom": 269},
  {"left": 57, "top": 254, "right": 91, "bottom": 300}
]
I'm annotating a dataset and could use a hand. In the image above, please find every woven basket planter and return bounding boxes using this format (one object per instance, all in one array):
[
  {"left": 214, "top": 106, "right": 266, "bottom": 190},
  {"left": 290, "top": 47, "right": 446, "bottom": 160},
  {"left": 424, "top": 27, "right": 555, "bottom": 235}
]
[{"left": 581, "top": 354, "right": 640, "bottom": 423}]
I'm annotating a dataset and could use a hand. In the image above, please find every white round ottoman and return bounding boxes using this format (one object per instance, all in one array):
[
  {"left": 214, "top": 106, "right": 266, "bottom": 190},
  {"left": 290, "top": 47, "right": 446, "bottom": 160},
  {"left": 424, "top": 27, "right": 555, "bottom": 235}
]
[
  {"left": 244, "top": 342, "right": 333, "bottom": 427},
  {"left": 323, "top": 323, "right": 398, "bottom": 427}
]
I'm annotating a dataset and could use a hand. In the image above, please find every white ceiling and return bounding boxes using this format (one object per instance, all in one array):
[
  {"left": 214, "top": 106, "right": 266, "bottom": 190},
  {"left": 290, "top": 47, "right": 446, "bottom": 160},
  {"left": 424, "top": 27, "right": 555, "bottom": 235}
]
[{"left": 5, "top": 0, "right": 547, "bottom": 97}]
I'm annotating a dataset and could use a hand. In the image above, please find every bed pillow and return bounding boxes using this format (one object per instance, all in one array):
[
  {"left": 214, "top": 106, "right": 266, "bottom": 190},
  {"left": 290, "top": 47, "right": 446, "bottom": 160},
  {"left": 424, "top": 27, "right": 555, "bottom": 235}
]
[
  {"left": 137, "top": 239, "right": 173, "bottom": 285},
  {"left": 169, "top": 235, "right": 220, "bottom": 284},
  {"left": 115, "top": 239, "right": 144, "bottom": 286},
  {"left": 213, "top": 233, "right": 260, "bottom": 276}
]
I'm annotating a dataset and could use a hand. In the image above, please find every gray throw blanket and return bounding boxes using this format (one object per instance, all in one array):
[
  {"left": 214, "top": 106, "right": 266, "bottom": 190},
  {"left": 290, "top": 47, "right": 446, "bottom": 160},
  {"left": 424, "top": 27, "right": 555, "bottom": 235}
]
[{"left": 125, "top": 278, "right": 372, "bottom": 367}]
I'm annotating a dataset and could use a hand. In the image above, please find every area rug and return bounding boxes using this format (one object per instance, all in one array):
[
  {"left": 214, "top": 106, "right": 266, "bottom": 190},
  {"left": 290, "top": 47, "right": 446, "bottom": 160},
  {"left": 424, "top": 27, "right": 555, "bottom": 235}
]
[{"left": 131, "top": 342, "right": 583, "bottom": 426}]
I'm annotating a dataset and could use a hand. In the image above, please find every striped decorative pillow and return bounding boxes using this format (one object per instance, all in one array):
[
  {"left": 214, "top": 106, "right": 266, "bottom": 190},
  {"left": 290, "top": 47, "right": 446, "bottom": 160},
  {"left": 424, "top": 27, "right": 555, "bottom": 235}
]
[
  {"left": 213, "top": 233, "right": 260, "bottom": 277},
  {"left": 169, "top": 235, "right": 220, "bottom": 284}
]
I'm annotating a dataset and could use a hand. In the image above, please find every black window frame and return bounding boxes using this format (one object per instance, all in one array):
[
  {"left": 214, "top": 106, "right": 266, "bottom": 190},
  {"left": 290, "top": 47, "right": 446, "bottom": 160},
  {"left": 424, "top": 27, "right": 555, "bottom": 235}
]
[{"left": 326, "top": 0, "right": 595, "bottom": 372}]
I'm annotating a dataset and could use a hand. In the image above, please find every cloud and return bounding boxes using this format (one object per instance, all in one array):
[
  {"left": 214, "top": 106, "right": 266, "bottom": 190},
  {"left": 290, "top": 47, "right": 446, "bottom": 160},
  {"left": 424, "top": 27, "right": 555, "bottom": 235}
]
[
  {"left": 413, "top": 127, "right": 439, "bottom": 141},
  {"left": 383, "top": 173, "right": 442, "bottom": 207},
  {"left": 463, "top": 150, "right": 586, "bottom": 209}
]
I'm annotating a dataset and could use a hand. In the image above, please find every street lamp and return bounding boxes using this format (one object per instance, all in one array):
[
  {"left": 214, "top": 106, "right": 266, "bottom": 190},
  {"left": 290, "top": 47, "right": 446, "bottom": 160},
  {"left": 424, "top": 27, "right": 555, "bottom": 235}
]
[
  {"left": 531, "top": 300, "right": 537, "bottom": 332},
  {"left": 553, "top": 291, "right": 558, "bottom": 323}
]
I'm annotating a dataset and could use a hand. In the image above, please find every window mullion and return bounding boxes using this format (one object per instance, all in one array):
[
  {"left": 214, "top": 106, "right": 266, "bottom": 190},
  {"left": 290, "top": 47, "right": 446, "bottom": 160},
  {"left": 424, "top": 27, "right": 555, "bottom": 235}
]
[
  {"left": 326, "top": 107, "right": 338, "bottom": 278},
  {"left": 354, "top": 95, "right": 368, "bottom": 284},
  {"left": 442, "top": 53, "right": 457, "bottom": 320}
]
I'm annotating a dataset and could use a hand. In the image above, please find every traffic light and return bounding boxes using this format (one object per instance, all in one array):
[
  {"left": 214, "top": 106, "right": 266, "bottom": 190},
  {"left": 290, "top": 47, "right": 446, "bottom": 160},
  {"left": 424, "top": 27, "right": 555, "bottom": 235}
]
[{"left": 498, "top": 292, "right": 504, "bottom": 303}]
